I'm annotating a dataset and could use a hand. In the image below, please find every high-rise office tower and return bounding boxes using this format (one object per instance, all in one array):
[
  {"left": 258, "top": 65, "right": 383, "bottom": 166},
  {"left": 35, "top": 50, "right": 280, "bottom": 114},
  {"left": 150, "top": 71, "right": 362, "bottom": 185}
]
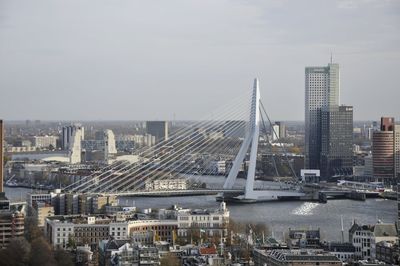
[
  {"left": 372, "top": 117, "right": 396, "bottom": 184},
  {"left": 305, "top": 63, "right": 340, "bottom": 171},
  {"left": 146, "top": 121, "right": 169, "bottom": 144},
  {"left": 320, "top": 106, "right": 353, "bottom": 177}
]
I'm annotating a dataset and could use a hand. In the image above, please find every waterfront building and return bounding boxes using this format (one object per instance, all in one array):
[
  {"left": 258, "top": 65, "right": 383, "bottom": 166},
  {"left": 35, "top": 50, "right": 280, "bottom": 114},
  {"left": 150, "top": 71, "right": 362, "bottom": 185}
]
[
  {"left": 27, "top": 192, "right": 55, "bottom": 208},
  {"left": 287, "top": 228, "right": 321, "bottom": 249},
  {"left": 146, "top": 121, "right": 168, "bottom": 144},
  {"left": 305, "top": 63, "right": 353, "bottom": 179},
  {"left": 364, "top": 155, "right": 374, "bottom": 178},
  {"left": 177, "top": 201, "right": 229, "bottom": 242},
  {"left": 145, "top": 179, "right": 188, "bottom": 191},
  {"left": 305, "top": 63, "right": 339, "bottom": 171},
  {"left": 320, "top": 105, "right": 353, "bottom": 177},
  {"left": 253, "top": 248, "right": 341, "bottom": 266},
  {"left": 372, "top": 117, "right": 395, "bottom": 184},
  {"left": 349, "top": 220, "right": 398, "bottom": 260},
  {"left": 300, "top": 169, "right": 320, "bottom": 183},
  {"left": 62, "top": 124, "right": 84, "bottom": 150},
  {"left": 33, "top": 135, "right": 58, "bottom": 149}
]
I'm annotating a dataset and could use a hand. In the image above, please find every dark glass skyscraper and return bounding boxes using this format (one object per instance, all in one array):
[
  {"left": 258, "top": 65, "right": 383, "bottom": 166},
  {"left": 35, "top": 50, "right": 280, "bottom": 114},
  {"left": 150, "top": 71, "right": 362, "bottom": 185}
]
[
  {"left": 305, "top": 62, "right": 353, "bottom": 179},
  {"left": 320, "top": 106, "right": 354, "bottom": 177}
]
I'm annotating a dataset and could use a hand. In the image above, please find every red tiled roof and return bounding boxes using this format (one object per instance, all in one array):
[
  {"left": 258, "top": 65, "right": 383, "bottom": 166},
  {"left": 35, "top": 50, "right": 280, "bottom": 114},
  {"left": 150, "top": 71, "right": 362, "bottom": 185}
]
[{"left": 199, "top": 247, "right": 217, "bottom": 255}]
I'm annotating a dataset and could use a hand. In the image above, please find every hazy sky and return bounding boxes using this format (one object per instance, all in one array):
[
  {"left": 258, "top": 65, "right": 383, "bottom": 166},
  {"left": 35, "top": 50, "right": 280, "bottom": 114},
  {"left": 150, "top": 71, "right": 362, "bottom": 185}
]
[{"left": 0, "top": 0, "right": 399, "bottom": 121}]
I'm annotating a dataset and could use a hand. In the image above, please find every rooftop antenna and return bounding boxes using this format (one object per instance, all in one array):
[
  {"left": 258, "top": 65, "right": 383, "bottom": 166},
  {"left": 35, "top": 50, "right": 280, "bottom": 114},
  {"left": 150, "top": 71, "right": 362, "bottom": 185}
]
[{"left": 330, "top": 53, "right": 333, "bottom": 64}]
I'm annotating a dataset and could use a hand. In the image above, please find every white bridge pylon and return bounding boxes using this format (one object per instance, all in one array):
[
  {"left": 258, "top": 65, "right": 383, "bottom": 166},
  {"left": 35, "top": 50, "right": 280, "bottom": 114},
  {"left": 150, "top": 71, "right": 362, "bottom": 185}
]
[
  {"left": 223, "top": 78, "right": 304, "bottom": 201},
  {"left": 223, "top": 78, "right": 260, "bottom": 199}
]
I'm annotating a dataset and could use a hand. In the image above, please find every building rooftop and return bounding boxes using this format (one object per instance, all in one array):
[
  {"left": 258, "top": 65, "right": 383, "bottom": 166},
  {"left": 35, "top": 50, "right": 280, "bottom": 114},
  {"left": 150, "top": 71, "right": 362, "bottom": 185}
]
[{"left": 258, "top": 249, "right": 341, "bottom": 262}]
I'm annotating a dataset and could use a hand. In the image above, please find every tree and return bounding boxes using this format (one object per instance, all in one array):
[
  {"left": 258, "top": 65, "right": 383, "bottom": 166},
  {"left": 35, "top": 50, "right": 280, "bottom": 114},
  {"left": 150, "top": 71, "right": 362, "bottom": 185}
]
[
  {"left": 54, "top": 248, "right": 74, "bottom": 266},
  {"left": 25, "top": 214, "right": 43, "bottom": 242},
  {"left": 30, "top": 237, "right": 57, "bottom": 266},
  {"left": 160, "top": 252, "right": 180, "bottom": 266},
  {"left": 0, "top": 238, "right": 31, "bottom": 266}
]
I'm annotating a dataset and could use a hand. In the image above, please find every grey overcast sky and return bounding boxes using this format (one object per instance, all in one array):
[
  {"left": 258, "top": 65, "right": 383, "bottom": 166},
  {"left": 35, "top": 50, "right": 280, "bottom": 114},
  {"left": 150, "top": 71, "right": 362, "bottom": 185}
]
[{"left": 0, "top": 0, "right": 399, "bottom": 121}]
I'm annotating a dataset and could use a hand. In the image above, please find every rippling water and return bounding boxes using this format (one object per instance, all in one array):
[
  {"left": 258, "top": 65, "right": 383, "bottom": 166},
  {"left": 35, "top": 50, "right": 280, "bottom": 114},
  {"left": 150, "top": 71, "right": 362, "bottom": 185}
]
[{"left": 5, "top": 177, "right": 396, "bottom": 242}]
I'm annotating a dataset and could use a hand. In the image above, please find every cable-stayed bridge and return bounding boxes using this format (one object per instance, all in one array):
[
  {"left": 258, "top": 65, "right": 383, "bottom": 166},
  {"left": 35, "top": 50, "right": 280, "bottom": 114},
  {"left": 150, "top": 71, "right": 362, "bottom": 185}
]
[{"left": 64, "top": 79, "right": 305, "bottom": 202}]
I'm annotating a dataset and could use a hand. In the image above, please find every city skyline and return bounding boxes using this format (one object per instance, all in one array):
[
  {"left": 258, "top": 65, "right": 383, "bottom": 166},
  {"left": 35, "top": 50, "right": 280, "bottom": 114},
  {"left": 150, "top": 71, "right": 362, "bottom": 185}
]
[{"left": 1, "top": 0, "right": 399, "bottom": 121}]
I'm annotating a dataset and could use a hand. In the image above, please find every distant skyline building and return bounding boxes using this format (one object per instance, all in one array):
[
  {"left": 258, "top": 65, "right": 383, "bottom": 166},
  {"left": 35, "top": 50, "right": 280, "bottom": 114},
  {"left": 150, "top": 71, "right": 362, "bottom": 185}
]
[
  {"left": 305, "top": 62, "right": 352, "bottom": 179},
  {"left": 62, "top": 124, "right": 85, "bottom": 150},
  {"left": 271, "top": 121, "right": 286, "bottom": 141},
  {"left": 104, "top": 129, "right": 117, "bottom": 164},
  {"left": 34, "top": 135, "right": 58, "bottom": 149},
  {"left": 146, "top": 121, "right": 168, "bottom": 144},
  {"left": 68, "top": 126, "right": 84, "bottom": 164}
]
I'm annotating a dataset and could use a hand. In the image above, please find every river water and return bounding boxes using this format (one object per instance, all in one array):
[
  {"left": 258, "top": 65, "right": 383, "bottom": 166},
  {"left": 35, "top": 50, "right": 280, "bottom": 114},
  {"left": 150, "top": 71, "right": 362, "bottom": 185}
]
[{"left": 5, "top": 176, "right": 396, "bottom": 242}]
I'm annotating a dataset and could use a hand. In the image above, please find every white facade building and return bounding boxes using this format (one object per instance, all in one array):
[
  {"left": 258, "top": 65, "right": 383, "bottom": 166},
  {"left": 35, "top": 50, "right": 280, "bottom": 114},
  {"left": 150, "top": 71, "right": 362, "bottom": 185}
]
[
  {"left": 145, "top": 179, "right": 188, "bottom": 191},
  {"left": 349, "top": 221, "right": 398, "bottom": 260},
  {"left": 177, "top": 201, "right": 229, "bottom": 239},
  {"left": 34, "top": 135, "right": 58, "bottom": 149}
]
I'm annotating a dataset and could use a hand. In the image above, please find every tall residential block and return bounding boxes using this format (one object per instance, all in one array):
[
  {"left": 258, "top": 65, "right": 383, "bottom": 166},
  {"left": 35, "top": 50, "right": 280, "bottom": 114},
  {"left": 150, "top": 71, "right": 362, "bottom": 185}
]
[{"left": 146, "top": 121, "right": 168, "bottom": 144}]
